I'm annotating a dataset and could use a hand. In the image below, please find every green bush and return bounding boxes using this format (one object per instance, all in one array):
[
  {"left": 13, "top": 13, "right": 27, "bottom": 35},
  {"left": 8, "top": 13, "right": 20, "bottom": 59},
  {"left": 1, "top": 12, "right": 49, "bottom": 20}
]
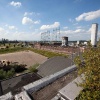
[
  {"left": 74, "top": 47, "right": 100, "bottom": 100},
  {"left": 0, "top": 61, "right": 27, "bottom": 79},
  {"left": 29, "top": 63, "right": 39, "bottom": 72},
  {"left": 6, "top": 68, "right": 15, "bottom": 78},
  {"left": 0, "top": 69, "right": 6, "bottom": 80},
  {"left": 0, "top": 68, "right": 15, "bottom": 80},
  {"left": 11, "top": 64, "right": 27, "bottom": 73}
]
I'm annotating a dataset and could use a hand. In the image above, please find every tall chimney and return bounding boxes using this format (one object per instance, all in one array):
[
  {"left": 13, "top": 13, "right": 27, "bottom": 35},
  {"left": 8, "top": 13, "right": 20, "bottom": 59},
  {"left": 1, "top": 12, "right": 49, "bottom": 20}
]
[{"left": 91, "top": 23, "right": 98, "bottom": 47}]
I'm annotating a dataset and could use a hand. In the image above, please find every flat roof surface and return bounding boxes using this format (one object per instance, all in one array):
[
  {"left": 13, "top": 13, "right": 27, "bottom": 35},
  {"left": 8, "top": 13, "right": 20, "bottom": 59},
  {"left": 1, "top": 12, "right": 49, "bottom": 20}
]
[
  {"left": 15, "top": 91, "right": 31, "bottom": 100},
  {"left": 0, "top": 92, "right": 12, "bottom": 100},
  {"left": 1, "top": 72, "right": 40, "bottom": 95},
  {"left": 38, "top": 56, "right": 74, "bottom": 77},
  {"left": 32, "top": 70, "right": 77, "bottom": 100},
  {"left": 59, "top": 76, "right": 83, "bottom": 100}
]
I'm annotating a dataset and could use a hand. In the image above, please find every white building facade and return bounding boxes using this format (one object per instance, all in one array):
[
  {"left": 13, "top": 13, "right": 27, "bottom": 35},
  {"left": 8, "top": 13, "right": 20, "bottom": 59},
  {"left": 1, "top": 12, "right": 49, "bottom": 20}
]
[{"left": 91, "top": 23, "right": 98, "bottom": 47}]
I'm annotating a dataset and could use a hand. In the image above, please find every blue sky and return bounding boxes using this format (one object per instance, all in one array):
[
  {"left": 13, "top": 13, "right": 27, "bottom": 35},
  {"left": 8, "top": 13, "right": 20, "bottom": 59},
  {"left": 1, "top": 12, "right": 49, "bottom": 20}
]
[{"left": 0, "top": 0, "right": 100, "bottom": 41}]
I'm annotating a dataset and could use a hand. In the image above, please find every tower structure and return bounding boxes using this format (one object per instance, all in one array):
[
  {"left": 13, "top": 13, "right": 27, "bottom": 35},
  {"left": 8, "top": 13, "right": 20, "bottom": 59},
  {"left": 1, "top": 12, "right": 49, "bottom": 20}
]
[
  {"left": 62, "top": 36, "right": 68, "bottom": 46},
  {"left": 91, "top": 23, "right": 98, "bottom": 47}
]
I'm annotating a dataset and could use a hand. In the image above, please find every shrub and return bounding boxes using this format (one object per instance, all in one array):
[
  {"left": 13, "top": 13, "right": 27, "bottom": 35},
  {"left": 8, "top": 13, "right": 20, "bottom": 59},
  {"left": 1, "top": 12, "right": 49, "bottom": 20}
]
[
  {"left": 74, "top": 47, "right": 100, "bottom": 100},
  {"left": 11, "top": 64, "right": 27, "bottom": 73},
  {"left": 0, "top": 69, "right": 6, "bottom": 80},
  {"left": 29, "top": 63, "right": 39, "bottom": 72},
  {"left": 0, "top": 68, "right": 15, "bottom": 80},
  {"left": 6, "top": 46, "right": 9, "bottom": 48},
  {"left": 6, "top": 68, "right": 15, "bottom": 78}
]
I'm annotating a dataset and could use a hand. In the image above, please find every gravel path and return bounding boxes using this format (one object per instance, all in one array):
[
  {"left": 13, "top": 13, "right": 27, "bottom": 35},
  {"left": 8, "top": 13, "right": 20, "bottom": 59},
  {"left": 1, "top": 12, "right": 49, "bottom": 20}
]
[{"left": 0, "top": 50, "right": 47, "bottom": 68}]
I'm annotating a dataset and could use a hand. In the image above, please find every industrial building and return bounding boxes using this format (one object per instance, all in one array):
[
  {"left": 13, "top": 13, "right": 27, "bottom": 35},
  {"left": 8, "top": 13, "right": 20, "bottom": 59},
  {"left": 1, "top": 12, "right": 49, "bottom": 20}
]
[{"left": 62, "top": 36, "right": 68, "bottom": 46}]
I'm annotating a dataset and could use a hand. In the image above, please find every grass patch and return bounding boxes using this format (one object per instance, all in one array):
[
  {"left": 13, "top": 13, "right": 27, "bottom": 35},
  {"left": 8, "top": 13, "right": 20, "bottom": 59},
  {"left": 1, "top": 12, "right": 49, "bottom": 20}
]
[
  {"left": 29, "top": 48, "right": 68, "bottom": 58},
  {"left": 0, "top": 46, "right": 68, "bottom": 58},
  {"left": 0, "top": 47, "right": 26, "bottom": 54}
]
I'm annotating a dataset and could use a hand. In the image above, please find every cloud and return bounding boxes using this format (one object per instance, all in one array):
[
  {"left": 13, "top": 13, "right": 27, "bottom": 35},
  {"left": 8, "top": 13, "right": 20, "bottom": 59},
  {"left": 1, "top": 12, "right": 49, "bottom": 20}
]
[
  {"left": 61, "top": 30, "right": 73, "bottom": 34},
  {"left": 8, "top": 26, "right": 17, "bottom": 30},
  {"left": 40, "top": 22, "right": 60, "bottom": 30},
  {"left": 34, "top": 20, "right": 40, "bottom": 24},
  {"left": 69, "top": 18, "right": 74, "bottom": 23},
  {"left": 0, "top": 27, "right": 41, "bottom": 41},
  {"left": 0, "top": 26, "right": 93, "bottom": 41},
  {"left": 76, "top": 26, "right": 82, "bottom": 29},
  {"left": 60, "top": 28, "right": 90, "bottom": 40},
  {"left": 9, "top": 1, "right": 22, "bottom": 7},
  {"left": 24, "top": 12, "right": 33, "bottom": 16},
  {"left": 0, "top": 27, "right": 5, "bottom": 33},
  {"left": 10, "top": 31, "right": 41, "bottom": 40},
  {"left": 63, "top": 26, "right": 68, "bottom": 29},
  {"left": 5, "top": 24, "right": 17, "bottom": 30},
  {"left": 61, "top": 28, "right": 86, "bottom": 35},
  {"left": 22, "top": 17, "right": 40, "bottom": 25},
  {"left": 24, "top": 12, "right": 40, "bottom": 16},
  {"left": 73, "top": 23, "right": 78, "bottom": 26},
  {"left": 22, "top": 17, "right": 33, "bottom": 25},
  {"left": 74, "top": 29, "right": 85, "bottom": 33},
  {"left": 76, "top": 9, "right": 100, "bottom": 21}
]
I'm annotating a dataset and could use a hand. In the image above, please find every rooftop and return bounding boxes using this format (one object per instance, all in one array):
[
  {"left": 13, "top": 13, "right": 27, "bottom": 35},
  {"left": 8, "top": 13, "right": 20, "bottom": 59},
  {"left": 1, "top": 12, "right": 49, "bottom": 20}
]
[
  {"left": 1, "top": 72, "right": 40, "bottom": 95},
  {"left": 37, "top": 56, "right": 74, "bottom": 77},
  {"left": 32, "top": 70, "right": 77, "bottom": 100},
  {"left": 58, "top": 75, "right": 83, "bottom": 100}
]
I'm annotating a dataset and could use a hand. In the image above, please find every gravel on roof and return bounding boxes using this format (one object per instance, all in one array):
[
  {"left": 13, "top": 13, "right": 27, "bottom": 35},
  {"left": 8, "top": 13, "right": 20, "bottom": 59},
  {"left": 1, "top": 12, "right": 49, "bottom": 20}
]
[
  {"left": 1, "top": 72, "right": 40, "bottom": 95},
  {"left": 32, "top": 70, "right": 77, "bottom": 100}
]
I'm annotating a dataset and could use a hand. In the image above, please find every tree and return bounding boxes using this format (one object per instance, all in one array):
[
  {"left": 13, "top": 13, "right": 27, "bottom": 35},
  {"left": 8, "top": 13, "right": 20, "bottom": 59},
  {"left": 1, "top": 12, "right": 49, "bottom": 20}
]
[
  {"left": 74, "top": 47, "right": 100, "bottom": 100},
  {"left": 87, "top": 40, "right": 92, "bottom": 47},
  {"left": 97, "top": 38, "right": 100, "bottom": 47}
]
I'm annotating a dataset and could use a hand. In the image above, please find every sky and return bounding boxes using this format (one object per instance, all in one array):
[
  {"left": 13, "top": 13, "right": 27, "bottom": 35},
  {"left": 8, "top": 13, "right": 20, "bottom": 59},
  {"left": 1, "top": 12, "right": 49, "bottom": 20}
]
[{"left": 0, "top": 0, "right": 100, "bottom": 41}]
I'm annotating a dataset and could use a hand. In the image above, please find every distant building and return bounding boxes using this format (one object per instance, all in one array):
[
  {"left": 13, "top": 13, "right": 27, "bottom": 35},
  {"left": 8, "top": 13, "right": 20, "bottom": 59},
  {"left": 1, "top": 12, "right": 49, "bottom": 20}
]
[
  {"left": 91, "top": 23, "right": 98, "bottom": 47},
  {"left": 62, "top": 37, "right": 68, "bottom": 46}
]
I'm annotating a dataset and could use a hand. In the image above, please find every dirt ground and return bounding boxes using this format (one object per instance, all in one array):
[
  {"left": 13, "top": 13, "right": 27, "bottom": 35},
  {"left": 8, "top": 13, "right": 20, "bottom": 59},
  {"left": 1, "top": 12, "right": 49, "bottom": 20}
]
[
  {"left": 0, "top": 50, "right": 47, "bottom": 68},
  {"left": 32, "top": 70, "right": 77, "bottom": 100}
]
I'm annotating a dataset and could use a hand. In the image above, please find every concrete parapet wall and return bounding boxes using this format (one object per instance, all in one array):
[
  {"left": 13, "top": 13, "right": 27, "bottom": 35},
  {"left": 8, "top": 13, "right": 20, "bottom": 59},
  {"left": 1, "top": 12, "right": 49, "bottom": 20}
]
[
  {"left": 23, "top": 65, "right": 77, "bottom": 94},
  {"left": 15, "top": 91, "right": 31, "bottom": 100},
  {"left": 0, "top": 92, "right": 13, "bottom": 100}
]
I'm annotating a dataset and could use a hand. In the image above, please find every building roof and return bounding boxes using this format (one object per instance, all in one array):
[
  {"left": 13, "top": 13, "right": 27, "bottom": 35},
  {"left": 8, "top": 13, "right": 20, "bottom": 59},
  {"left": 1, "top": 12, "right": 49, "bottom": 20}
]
[
  {"left": 37, "top": 56, "right": 74, "bottom": 77},
  {"left": 1, "top": 72, "right": 40, "bottom": 95},
  {"left": 32, "top": 70, "right": 77, "bottom": 100},
  {"left": 15, "top": 91, "right": 31, "bottom": 100},
  {"left": 58, "top": 76, "right": 83, "bottom": 100},
  {"left": 0, "top": 92, "right": 13, "bottom": 100}
]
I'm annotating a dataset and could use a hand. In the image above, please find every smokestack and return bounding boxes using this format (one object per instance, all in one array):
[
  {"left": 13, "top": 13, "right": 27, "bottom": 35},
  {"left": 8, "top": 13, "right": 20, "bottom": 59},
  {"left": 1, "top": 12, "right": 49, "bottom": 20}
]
[{"left": 91, "top": 23, "right": 98, "bottom": 47}]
